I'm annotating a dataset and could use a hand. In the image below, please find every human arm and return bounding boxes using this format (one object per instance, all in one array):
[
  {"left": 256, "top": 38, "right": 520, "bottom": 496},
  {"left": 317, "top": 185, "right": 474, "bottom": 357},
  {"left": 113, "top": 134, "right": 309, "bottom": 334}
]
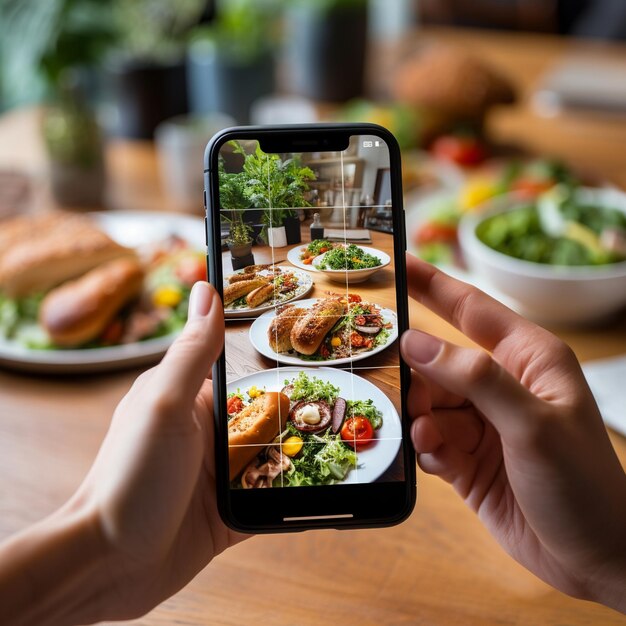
[
  {"left": 0, "top": 282, "right": 246, "bottom": 625},
  {"left": 400, "top": 253, "right": 626, "bottom": 613}
]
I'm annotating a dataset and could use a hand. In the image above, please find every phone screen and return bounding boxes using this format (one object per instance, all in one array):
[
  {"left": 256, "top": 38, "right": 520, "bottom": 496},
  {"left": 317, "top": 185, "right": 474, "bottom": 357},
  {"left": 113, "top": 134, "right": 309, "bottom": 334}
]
[{"left": 215, "top": 131, "right": 407, "bottom": 495}]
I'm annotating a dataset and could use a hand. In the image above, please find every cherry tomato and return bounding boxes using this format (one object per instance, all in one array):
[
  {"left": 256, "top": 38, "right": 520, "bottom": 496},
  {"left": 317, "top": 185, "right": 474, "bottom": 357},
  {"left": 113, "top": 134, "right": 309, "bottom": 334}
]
[
  {"left": 347, "top": 293, "right": 362, "bottom": 303},
  {"left": 303, "top": 257, "right": 313, "bottom": 265},
  {"left": 350, "top": 331, "right": 364, "bottom": 348},
  {"left": 432, "top": 135, "right": 487, "bottom": 166},
  {"left": 341, "top": 417, "right": 374, "bottom": 450},
  {"left": 415, "top": 222, "right": 458, "bottom": 245},
  {"left": 175, "top": 255, "right": 206, "bottom": 286},
  {"left": 227, "top": 396, "right": 244, "bottom": 415}
]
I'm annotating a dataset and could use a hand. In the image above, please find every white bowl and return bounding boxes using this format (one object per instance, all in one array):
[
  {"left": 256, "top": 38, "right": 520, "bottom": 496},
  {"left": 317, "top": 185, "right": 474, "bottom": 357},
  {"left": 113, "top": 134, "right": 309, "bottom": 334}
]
[
  {"left": 458, "top": 187, "right": 626, "bottom": 325},
  {"left": 312, "top": 246, "right": 391, "bottom": 284}
]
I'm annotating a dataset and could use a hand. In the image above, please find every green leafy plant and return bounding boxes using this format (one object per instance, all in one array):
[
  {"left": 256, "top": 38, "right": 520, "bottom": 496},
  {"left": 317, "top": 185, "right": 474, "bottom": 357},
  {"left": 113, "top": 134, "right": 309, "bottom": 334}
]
[
  {"left": 189, "top": 0, "right": 280, "bottom": 63},
  {"left": 219, "top": 159, "right": 253, "bottom": 245},
  {"left": 229, "top": 140, "right": 316, "bottom": 213}
]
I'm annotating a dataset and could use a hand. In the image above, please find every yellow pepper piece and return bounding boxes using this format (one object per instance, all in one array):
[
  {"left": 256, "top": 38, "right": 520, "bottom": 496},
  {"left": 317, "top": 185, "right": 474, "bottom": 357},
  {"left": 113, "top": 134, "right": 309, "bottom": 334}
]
[
  {"left": 330, "top": 336, "right": 341, "bottom": 347},
  {"left": 283, "top": 436, "right": 304, "bottom": 457},
  {"left": 152, "top": 284, "right": 182, "bottom": 308},
  {"left": 248, "top": 385, "right": 264, "bottom": 399},
  {"left": 460, "top": 179, "right": 498, "bottom": 212}
]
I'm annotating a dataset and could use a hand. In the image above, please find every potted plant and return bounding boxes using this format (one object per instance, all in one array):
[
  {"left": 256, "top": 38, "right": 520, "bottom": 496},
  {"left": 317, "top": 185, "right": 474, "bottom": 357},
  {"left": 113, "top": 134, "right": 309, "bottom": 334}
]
[
  {"left": 261, "top": 208, "right": 288, "bottom": 248},
  {"left": 285, "top": 0, "right": 368, "bottom": 102},
  {"left": 104, "top": 0, "right": 206, "bottom": 138},
  {"left": 219, "top": 158, "right": 256, "bottom": 265},
  {"left": 187, "top": 0, "right": 279, "bottom": 124},
  {"left": 230, "top": 141, "right": 315, "bottom": 245},
  {"left": 2, "top": 0, "right": 115, "bottom": 207}
]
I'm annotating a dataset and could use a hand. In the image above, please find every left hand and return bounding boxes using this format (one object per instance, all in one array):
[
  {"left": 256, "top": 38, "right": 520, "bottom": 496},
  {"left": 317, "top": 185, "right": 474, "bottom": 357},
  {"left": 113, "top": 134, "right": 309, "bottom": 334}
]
[{"left": 65, "top": 281, "right": 247, "bottom": 620}]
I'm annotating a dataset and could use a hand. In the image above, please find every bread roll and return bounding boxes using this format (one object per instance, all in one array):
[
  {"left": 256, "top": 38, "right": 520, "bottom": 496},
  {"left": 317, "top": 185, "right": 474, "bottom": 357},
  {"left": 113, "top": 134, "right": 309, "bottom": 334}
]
[
  {"left": 228, "top": 272, "right": 257, "bottom": 284},
  {"left": 0, "top": 212, "right": 136, "bottom": 297},
  {"left": 223, "top": 278, "right": 268, "bottom": 305},
  {"left": 39, "top": 258, "right": 144, "bottom": 347},
  {"left": 245, "top": 282, "right": 274, "bottom": 308},
  {"left": 268, "top": 306, "right": 306, "bottom": 353},
  {"left": 290, "top": 298, "right": 344, "bottom": 355},
  {"left": 228, "top": 391, "right": 290, "bottom": 480}
]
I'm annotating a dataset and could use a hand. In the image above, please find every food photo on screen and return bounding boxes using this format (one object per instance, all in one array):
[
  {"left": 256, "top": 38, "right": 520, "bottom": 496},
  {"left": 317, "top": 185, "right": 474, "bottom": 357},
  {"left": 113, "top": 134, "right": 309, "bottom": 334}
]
[{"left": 217, "top": 135, "right": 405, "bottom": 489}]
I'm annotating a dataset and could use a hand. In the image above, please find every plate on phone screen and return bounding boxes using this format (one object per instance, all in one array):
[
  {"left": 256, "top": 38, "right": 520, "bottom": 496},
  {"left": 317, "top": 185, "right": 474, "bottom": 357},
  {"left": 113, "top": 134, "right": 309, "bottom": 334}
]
[
  {"left": 227, "top": 367, "right": 403, "bottom": 484},
  {"left": 248, "top": 297, "right": 398, "bottom": 366}
]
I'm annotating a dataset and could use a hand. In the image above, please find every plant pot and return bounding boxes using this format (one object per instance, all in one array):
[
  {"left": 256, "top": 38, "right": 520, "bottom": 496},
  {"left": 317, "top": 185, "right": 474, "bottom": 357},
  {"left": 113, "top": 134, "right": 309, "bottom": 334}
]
[
  {"left": 49, "top": 160, "right": 106, "bottom": 208},
  {"left": 228, "top": 241, "right": 253, "bottom": 258},
  {"left": 283, "top": 215, "right": 302, "bottom": 245},
  {"left": 285, "top": 2, "right": 367, "bottom": 102},
  {"left": 105, "top": 57, "right": 189, "bottom": 139},
  {"left": 266, "top": 225, "right": 287, "bottom": 248},
  {"left": 187, "top": 43, "right": 275, "bottom": 124}
]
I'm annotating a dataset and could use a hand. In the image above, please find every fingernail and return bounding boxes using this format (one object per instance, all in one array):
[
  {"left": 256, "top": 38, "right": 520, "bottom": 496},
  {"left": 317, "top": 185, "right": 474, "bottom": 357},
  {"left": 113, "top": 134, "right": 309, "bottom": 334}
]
[
  {"left": 402, "top": 330, "right": 442, "bottom": 364},
  {"left": 188, "top": 282, "right": 214, "bottom": 319}
]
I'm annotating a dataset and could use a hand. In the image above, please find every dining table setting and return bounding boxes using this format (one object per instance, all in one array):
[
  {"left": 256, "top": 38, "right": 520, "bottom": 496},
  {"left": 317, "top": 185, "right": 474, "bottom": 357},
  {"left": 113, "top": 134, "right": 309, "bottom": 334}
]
[{"left": 0, "top": 25, "right": 626, "bottom": 626}]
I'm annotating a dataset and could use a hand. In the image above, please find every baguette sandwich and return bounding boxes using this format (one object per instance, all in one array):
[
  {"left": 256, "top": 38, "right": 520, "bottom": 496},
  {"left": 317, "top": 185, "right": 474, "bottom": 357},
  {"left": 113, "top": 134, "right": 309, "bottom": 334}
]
[
  {"left": 289, "top": 298, "right": 344, "bottom": 355},
  {"left": 228, "top": 391, "right": 290, "bottom": 480},
  {"left": 39, "top": 257, "right": 145, "bottom": 347},
  {"left": 0, "top": 212, "right": 136, "bottom": 297}
]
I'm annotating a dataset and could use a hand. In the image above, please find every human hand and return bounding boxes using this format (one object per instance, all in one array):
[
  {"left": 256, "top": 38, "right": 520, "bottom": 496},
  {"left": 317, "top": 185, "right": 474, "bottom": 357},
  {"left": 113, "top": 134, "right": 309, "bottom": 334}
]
[
  {"left": 72, "top": 281, "right": 247, "bottom": 620},
  {"left": 0, "top": 282, "right": 246, "bottom": 625},
  {"left": 400, "top": 254, "right": 626, "bottom": 612}
]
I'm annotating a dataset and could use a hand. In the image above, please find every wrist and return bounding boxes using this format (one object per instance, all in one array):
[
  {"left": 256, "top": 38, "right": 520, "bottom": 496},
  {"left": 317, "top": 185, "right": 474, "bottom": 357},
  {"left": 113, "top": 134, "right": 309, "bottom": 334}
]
[{"left": 0, "top": 501, "right": 110, "bottom": 625}]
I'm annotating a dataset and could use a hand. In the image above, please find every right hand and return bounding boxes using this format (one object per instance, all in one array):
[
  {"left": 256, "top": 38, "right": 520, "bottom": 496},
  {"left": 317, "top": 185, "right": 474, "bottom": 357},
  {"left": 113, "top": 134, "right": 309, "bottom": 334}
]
[{"left": 400, "top": 254, "right": 626, "bottom": 612}]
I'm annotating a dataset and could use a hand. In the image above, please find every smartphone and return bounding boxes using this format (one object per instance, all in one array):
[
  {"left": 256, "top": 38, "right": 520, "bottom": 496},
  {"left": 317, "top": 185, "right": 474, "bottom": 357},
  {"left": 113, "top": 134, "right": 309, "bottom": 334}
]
[{"left": 204, "top": 124, "right": 415, "bottom": 533}]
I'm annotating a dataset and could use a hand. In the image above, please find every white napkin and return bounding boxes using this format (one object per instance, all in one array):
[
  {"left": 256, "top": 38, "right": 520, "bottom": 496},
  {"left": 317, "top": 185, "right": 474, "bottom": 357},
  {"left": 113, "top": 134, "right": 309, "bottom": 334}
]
[{"left": 582, "top": 355, "right": 626, "bottom": 437}]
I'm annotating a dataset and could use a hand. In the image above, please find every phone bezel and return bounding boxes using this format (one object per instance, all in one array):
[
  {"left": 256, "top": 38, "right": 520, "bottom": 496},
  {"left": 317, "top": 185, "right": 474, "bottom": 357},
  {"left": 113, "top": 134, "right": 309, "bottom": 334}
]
[{"left": 204, "top": 124, "right": 416, "bottom": 533}]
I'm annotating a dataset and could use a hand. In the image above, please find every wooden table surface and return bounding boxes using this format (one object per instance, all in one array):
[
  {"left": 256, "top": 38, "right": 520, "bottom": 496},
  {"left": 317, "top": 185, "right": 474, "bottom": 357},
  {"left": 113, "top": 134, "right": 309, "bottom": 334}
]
[{"left": 1, "top": 27, "right": 626, "bottom": 625}]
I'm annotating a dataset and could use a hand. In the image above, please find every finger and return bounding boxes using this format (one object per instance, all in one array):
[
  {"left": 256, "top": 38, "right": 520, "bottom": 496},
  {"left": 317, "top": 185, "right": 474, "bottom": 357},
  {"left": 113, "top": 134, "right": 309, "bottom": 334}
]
[
  {"left": 401, "top": 329, "right": 544, "bottom": 441},
  {"left": 407, "top": 370, "right": 468, "bottom": 413},
  {"left": 431, "top": 407, "right": 484, "bottom": 453},
  {"left": 410, "top": 406, "right": 484, "bottom": 454},
  {"left": 415, "top": 440, "right": 476, "bottom": 495},
  {"left": 152, "top": 282, "right": 224, "bottom": 413},
  {"left": 406, "top": 253, "right": 537, "bottom": 352},
  {"left": 411, "top": 415, "right": 443, "bottom": 453}
]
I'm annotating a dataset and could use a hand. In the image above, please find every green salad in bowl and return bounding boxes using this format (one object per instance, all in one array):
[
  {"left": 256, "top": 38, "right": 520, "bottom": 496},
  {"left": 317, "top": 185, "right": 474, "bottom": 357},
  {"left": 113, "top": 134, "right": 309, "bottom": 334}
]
[
  {"left": 458, "top": 186, "right": 626, "bottom": 324},
  {"left": 476, "top": 186, "right": 626, "bottom": 266},
  {"left": 312, "top": 244, "right": 391, "bottom": 284}
]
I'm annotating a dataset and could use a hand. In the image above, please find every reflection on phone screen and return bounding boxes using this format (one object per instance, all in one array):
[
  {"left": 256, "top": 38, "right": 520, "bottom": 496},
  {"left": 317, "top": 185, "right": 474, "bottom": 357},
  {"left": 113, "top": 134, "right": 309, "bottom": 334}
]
[{"left": 219, "top": 135, "right": 405, "bottom": 489}]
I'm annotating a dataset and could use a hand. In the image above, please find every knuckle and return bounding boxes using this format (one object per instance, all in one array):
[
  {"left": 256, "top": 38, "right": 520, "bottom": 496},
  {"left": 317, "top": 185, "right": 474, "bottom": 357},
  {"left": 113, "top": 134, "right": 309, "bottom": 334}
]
[
  {"left": 450, "top": 286, "right": 480, "bottom": 332},
  {"left": 465, "top": 350, "right": 495, "bottom": 386}
]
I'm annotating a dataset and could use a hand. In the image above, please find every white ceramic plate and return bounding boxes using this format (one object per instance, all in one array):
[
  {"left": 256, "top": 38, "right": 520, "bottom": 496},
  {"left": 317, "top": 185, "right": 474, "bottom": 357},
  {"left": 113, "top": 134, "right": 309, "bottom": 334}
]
[
  {"left": 0, "top": 211, "right": 205, "bottom": 373},
  {"left": 227, "top": 367, "right": 402, "bottom": 484},
  {"left": 248, "top": 298, "right": 398, "bottom": 366},
  {"left": 287, "top": 243, "right": 326, "bottom": 272},
  {"left": 312, "top": 246, "right": 391, "bottom": 284},
  {"left": 223, "top": 266, "right": 313, "bottom": 319}
]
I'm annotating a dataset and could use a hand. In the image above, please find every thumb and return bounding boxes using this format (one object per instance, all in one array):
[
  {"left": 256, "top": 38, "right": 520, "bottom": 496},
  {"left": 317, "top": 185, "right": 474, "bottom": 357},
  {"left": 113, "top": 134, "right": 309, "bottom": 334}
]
[
  {"left": 400, "top": 329, "right": 543, "bottom": 442},
  {"left": 152, "top": 281, "right": 224, "bottom": 412}
]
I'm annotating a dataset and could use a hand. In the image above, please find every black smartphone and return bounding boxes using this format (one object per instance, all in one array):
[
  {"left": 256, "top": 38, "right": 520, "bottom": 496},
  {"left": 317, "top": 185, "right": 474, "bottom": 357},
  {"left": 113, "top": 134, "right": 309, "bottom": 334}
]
[{"left": 204, "top": 123, "right": 415, "bottom": 533}]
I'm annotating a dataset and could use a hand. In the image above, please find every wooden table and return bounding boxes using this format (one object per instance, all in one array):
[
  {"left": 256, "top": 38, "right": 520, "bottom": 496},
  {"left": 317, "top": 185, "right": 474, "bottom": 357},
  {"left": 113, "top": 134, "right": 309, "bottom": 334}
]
[{"left": 1, "top": 27, "right": 626, "bottom": 625}]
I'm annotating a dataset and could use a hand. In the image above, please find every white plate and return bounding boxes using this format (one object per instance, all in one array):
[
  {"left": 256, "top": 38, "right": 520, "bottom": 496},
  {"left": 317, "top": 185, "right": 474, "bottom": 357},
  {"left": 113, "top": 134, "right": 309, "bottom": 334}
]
[
  {"left": 223, "top": 266, "right": 313, "bottom": 319},
  {"left": 248, "top": 298, "right": 398, "bottom": 366},
  {"left": 312, "top": 246, "right": 391, "bottom": 284},
  {"left": 0, "top": 211, "right": 205, "bottom": 373},
  {"left": 287, "top": 243, "right": 325, "bottom": 272},
  {"left": 227, "top": 367, "right": 402, "bottom": 484}
]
